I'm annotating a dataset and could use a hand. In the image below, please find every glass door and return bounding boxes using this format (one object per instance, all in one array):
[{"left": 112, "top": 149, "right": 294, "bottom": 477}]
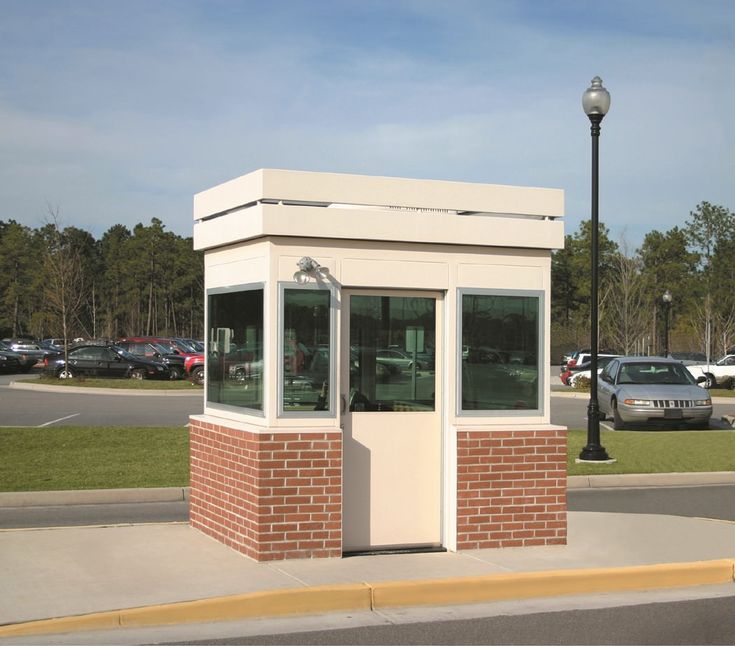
[{"left": 341, "top": 290, "right": 443, "bottom": 553}]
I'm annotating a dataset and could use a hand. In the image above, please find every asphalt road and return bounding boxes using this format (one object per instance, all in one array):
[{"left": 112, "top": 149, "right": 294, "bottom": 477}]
[
  {"left": 2, "top": 374, "right": 734, "bottom": 429},
  {"left": 169, "top": 595, "right": 735, "bottom": 645},
  {"left": 0, "top": 374, "right": 201, "bottom": 427}
]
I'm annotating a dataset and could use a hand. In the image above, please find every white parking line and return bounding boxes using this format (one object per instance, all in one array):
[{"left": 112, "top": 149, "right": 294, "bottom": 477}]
[{"left": 38, "top": 414, "right": 81, "bottom": 427}]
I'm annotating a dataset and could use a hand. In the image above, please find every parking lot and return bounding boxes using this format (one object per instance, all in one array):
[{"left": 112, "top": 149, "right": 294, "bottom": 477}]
[{"left": 2, "top": 371, "right": 734, "bottom": 429}]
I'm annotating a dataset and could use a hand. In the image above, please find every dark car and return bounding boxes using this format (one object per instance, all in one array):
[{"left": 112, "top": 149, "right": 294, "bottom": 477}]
[
  {"left": 118, "top": 336, "right": 204, "bottom": 383},
  {"left": 115, "top": 341, "right": 186, "bottom": 380},
  {"left": 43, "top": 344, "right": 170, "bottom": 380},
  {"left": 0, "top": 340, "right": 38, "bottom": 372},
  {"left": 0, "top": 350, "right": 21, "bottom": 373}
]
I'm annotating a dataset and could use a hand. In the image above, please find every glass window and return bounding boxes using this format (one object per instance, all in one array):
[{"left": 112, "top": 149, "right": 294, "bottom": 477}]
[
  {"left": 460, "top": 291, "right": 541, "bottom": 413},
  {"left": 349, "top": 295, "right": 436, "bottom": 412},
  {"left": 207, "top": 287, "right": 264, "bottom": 411},
  {"left": 281, "top": 288, "right": 332, "bottom": 414}
]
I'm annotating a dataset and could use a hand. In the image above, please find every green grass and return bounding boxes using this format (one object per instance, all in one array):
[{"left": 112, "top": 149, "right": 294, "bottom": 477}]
[
  {"left": 1, "top": 425, "right": 732, "bottom": 493},
  {"left": 0, "top": 426, "right": 189, "bottom": 492},
  {"left": 568, "top": 428, "right": 735, "bottom": 476},
  {"left": 36, "top": 376, "right": 202, "bottom": 390}
]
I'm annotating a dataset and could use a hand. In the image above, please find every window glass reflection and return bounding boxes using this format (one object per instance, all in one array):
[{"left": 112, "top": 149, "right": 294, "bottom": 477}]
[
  {"left": 282, "top": 289, "right": 331, "bottom": 412},
  {"left": 461, "top": 293, "right": 540, "bottom": 411},
  {"left": 207, "top": 289, "right": 264, "bottom": 411},
  {"left": 349, "top": 295, "right": 435, "bottom": 412}
]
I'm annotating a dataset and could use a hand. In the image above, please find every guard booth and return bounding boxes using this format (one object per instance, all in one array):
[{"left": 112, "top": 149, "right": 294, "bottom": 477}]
[{"left": 189, "top": 169, "right": 567, "bottom": 561}]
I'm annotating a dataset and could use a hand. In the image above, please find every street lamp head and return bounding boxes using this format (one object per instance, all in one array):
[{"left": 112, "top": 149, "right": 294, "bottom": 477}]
[
  {"left": 663, "top": 289, "right": 673, "bottom": 303},
  {"left": 582, "top": 76, "right": 611, "bottom": 119}
]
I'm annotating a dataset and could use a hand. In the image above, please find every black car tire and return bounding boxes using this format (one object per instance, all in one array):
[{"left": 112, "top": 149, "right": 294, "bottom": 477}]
[
  {"left": 612, "top": 399, "right": 627, "bottom": 430},
  {"left": 129, "top": 368, "right": 146, "bottom": 380},
  {"left": 191, "top": 366, "right": 204, "bottom": 385},
  {"left": 168, "top": 366, "right": 183, "bottom": 380},
  {"left": 58, "top": 368, "right": 76, "bottom": 379}
]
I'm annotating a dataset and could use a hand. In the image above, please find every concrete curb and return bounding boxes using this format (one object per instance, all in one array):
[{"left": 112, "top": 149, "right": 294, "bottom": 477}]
[
  {"left": 7, "top": 381, "right": 201, "bottom": 397},
  {"left": 3, "top": 472, "right": 734, "bottom": 508},
  {"left": 567, "top": 471, "right": 735, "bottom": 489},
  {"left": 0, "top": 559, "right": 732, "bottom": 638},
  {"left": 0, "top": 487, "right": 189, "bottom": 508}
]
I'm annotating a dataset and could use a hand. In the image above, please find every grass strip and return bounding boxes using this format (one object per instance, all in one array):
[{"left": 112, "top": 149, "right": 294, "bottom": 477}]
[
  {"left": 0, "top": 426, "right": 732, "bottom": 492},
  {"left": 35, "top": 376, "right": 202, "bottom": 390},
  {"left": 0, "top": 426, "right": 189, "bottom": 491},
  {"left": 567, "top": 428, "right": 735, "bottom": 476}
]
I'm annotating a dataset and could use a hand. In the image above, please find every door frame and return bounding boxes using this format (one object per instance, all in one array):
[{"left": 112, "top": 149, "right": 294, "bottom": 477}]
[{"left": 340, "top": 288, "right": 446, "bottom": 553}]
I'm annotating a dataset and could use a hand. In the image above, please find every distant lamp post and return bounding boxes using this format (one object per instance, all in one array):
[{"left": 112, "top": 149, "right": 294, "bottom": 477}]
[
  {"left": 662, "top": 290, "right": 673, "bottom": 357},
  {"left": 579, "top": 77, "right": 612, "bottom": 463}
]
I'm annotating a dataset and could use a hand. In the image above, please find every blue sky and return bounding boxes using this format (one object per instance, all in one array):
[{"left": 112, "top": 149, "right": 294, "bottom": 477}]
[{"left": 1, "top": 0, "right": 733, "bottom": 247}]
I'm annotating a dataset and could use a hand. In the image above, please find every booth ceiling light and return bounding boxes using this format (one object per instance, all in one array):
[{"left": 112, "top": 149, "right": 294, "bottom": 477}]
[{"left": 293, "top": 256, "right": 329, "bottom": 284}]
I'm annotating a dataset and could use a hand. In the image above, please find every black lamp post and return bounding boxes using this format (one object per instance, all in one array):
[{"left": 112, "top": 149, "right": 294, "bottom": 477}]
[
  {"left": 579, "top": 77, "right": 612, "bottom": 462},
  {"left": 662, "top": 290, "right": 672, "bottom": 357}
]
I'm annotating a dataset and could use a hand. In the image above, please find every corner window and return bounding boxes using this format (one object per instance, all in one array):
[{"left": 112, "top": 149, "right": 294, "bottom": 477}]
[
  {"left": 207, "top": 286, "right": 264, "bottom": 411},
  {"left": 280, "top": 287, "right": 333, "bottom": 415},
  {"left": 459, "top": 290, "right": 542, "bottom": 414}
]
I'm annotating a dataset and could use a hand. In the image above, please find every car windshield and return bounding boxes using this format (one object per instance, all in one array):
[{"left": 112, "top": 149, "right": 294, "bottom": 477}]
[
  {"left": 150, "top": 343, "right": 170, "bottom": 354},
  {"left": 112, "top": 346, "right": 139, "bottom": 361},
  {"left": 617, "top": 362, "right": 695, "bottom": 386}
]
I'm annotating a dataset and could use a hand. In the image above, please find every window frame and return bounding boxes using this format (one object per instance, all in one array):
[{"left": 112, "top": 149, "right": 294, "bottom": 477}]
[
  {"left": 456, "top": 288, "right": 545, "bottom": 417},
  {"left": 277, "top": 281, "right": 337, "bottom": 418},
  {"left": 205, "top": 282, "right": 266, "bottom": 417}
]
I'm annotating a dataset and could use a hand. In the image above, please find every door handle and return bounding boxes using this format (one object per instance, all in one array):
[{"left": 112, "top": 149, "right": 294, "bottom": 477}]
[{"left": 340, "top": 394, "right": 346, "bottom": 415}]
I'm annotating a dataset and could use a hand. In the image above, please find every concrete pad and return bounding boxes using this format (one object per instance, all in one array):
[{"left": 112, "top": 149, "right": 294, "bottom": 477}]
[{"left": 1, "top": 512, "right": 734, "bottom": 638}]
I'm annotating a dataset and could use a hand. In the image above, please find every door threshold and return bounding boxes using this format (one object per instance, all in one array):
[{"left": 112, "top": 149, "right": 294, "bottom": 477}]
[{"left": 342, "top": 545, "right": 446, "bottom": 558}]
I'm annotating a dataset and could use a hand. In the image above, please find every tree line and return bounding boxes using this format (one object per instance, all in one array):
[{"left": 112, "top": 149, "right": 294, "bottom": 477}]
[
  {"left": 0, "top": 214, "right": 203, "bottom": 343},
  {"left": 552, "top": 201, "right": 735, "bottom": 363},
  {"left": 2, "top": 201, "right": 732, "bottom": 361}
]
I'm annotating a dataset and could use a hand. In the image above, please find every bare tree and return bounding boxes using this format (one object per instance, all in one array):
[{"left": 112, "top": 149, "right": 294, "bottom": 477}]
[
  {"left": 601, "top": 239, "right": 648, "bottom": 354},
  {"left": 42, "top": 206, "right": 86, "bottom": 374}
]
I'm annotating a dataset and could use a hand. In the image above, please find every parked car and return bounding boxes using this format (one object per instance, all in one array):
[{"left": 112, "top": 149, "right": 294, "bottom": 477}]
[
  {"left": 0, "top": 349, "right": 21, "bottom": 373},
  {"left": 115, "top": 341, "right": 186, "bottom": 380},
  {"left": 560, "top": 354, "right": 619, "bottom": 385},
  {"left": 376, "top": 348, "right": 414, "bottom": 373},
  {"left": 669, "top": 351, "right": 707, "bottom": 365},
  {"left": 565, "top": 355, "right": 618, "bottom": 387},
  {"left": 561, "top": 348, "right": 590, "bottom": 370},
  {"left": 686, "top": 355, "right": 735, "bottom": 389},
  {"left": 0, "top": 340, "right": 39, "bottom": 372},
  {"left": 6, "top": 341, "right": 48, "bottom": 364},
  {"left": 598, "top": 356, "right": 712, "bottom": 430},
  {"left": 43, "top": 344, "right": 170, "bottom": 380},
  {"left": 118, "top": 336, "right": 204, "bottom": 383}
]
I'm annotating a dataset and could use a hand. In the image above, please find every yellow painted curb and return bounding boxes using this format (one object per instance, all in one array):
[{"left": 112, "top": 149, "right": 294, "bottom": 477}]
[
  {"left": 0, "top": 584, "right": 372, "bottom": 638},
  {"left": 372, "top": 559, "right": 735, "bottom": 608},
  {"left": 1, "top": 560, "right": 733, "bottom": 638}
]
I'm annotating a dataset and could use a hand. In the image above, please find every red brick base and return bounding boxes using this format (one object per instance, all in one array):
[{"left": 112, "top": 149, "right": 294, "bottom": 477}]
[
  {"left": 189, "top": 418, "right": 342, "bottom": 561},
  {"left": 456, "top": 428, "right": 567, "bottom": 549}
]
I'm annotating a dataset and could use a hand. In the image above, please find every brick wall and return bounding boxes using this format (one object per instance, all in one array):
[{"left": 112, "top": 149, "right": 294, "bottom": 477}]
[
  {"left": 189, "top": 418, "right": 342, "bottom": 561},
  {"left": 456, "top": 429, "right": 567, "bottom": 549}
]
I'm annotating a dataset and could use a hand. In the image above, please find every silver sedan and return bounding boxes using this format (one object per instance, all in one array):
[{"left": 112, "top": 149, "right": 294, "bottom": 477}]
[{"left": 598, "top": 356, "right": 712, "bottom": 430}]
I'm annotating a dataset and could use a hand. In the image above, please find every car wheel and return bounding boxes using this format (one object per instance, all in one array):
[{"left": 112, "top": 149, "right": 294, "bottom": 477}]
[
  {"left": 702, "top": 373, "right": 716, "bottom": 389},
  {"left": 191, "top": 366, "right": 204, "bottom": 385},
  {"left": 129, "top": 368, "right": 146, "bottom": 380},
  {"left": 612, "top": 399, "right": 627, "bottom": 430},
  {"left": 58, "top": 368, "right": 75, "bottom": 379},
  {"left": 168, "top": 366, "right": 183, "bottom": 380}
]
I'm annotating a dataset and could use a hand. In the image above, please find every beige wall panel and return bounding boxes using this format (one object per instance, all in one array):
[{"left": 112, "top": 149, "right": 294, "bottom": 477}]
[
  {"left": 457, "top": 263, "right": 544, "bottom": 290},
  {"left": 193, "top": 207, "right": 264, "bottom": 251},
  {"left": 194, "top": 169, "right": 564, "bottom": 220},
  {"left": 205, "top": 256, "right": 267, "bottom": 290},
  {"left": 340, "top": 258, "right": 449, "bottom": 289}
]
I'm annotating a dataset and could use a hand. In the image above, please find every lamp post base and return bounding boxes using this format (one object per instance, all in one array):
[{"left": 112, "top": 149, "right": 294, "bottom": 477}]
[{"left": 578, "top": 445, "right": 614, "bottom": 462}]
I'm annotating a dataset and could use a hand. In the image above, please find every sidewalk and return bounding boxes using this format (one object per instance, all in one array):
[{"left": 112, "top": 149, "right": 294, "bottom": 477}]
[{"left": 1, "top": 507, "right": 734, "bottom": 640}]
